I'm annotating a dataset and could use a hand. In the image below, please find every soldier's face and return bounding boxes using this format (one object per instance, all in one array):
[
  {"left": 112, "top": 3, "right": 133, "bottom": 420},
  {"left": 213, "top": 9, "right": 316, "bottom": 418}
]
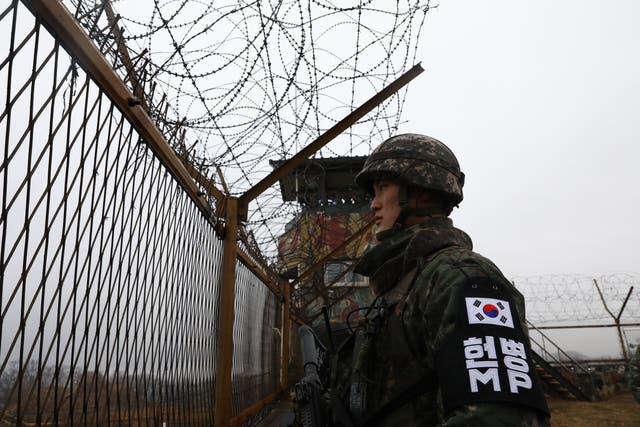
[{"left": 371, "top": 180, "right": 401, "bottom": 233}]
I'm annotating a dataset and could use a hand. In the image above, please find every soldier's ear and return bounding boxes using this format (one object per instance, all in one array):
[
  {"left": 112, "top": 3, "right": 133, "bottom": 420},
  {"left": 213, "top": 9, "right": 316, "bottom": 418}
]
[
  {"left": 407, "top": 187, "right": 434, "bottom": 207},
  {"left": 408, "top": 188, "right": 454, "bottom": 215}
]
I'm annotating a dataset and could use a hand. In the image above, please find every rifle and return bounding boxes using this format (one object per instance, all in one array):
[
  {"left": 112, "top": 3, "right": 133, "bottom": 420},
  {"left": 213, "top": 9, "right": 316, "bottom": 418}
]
[
  {"left": 295, "top": 324, "right": 327, "bottom": 427},
  {"left": 295, "top": 307, "right": 356, "bottom": 427}
]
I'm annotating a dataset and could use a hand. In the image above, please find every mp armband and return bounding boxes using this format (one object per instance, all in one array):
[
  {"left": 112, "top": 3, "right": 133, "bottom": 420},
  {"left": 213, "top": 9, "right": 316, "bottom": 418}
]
[{"left": 435, "top": 277, "right": 549, "bottom": 415}]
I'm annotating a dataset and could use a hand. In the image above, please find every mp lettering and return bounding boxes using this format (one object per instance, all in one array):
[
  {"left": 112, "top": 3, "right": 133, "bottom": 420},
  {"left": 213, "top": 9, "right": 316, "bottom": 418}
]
[{"left": 468, "top": 368, "right": 501, "bottom": 392}]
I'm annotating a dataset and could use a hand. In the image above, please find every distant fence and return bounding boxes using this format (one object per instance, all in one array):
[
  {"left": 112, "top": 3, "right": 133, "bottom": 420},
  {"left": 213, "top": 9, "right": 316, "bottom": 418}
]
[
  {"left": 515, "top": 273, "right": 640, "bottom": 361},
  {"left": 0, "top": 1, "right": 282, "bottom": 426}
]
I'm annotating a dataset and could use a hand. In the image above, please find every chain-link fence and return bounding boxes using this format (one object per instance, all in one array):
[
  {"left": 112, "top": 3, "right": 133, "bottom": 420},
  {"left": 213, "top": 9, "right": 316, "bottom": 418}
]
[{"left": 0, "top": 1, "right": 281, "bottom": 425}]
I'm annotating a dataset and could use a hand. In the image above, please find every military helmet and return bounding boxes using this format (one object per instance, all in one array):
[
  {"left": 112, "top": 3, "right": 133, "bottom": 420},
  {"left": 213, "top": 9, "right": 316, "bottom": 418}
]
[{"left": 355, "top": 133, "right": 465, "bottom": 204}]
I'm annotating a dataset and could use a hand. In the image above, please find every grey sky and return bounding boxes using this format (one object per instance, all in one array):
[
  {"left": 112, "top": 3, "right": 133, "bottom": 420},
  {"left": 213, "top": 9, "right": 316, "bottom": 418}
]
[
  {"left": 2, "top": 0, "right": 636, "bottom": 364},
  {"left": 400, "top": 0, "right": 640, "bottom": 277}
]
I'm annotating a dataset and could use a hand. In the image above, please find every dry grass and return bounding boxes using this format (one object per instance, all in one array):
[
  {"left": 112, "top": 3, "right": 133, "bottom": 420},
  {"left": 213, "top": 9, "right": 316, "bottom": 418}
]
[{"left": 549, "top": 391, "right": 639, "bottom": 427}]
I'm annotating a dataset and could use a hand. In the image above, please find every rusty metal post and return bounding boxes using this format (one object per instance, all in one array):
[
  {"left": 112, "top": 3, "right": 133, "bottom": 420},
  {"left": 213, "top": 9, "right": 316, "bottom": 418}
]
[
  {"left": 102, "top": 0, "right": 147, "bottom": 105},
  {"left": 281, "top": 279, "right": 291, "bottom": 391},
  {"left": 238, "top": 63, "right": 424, "bottom": 218},
  {"left": 593, "top": 279, "right": 630, "bottom": 360},
  {"left": 215, "top": 197, "right": 239, "bottom": 427}
]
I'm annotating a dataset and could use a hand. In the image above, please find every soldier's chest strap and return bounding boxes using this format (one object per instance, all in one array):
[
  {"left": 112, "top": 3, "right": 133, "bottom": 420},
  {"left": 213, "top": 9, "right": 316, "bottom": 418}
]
[
  {"left": 359, "top": 374, "right": 438, "bottom": 426},
  {"left": 361, "top": 246, "right": 468, "bottom": 425},
  {"left": 358, "top": 302, "right": 434, "bottom": 426}
]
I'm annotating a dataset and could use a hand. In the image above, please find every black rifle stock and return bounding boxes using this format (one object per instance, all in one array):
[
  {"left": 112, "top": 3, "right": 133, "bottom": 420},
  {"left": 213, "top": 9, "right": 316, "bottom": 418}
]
[{"left": 296, "top": 325, "right": 326, "bottom": 427}]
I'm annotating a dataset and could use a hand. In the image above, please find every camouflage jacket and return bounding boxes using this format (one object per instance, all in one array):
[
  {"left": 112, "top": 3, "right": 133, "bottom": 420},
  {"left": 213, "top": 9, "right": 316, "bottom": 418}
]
[{"left": 343, "top": 217, "right": 550, "bottom": 426}]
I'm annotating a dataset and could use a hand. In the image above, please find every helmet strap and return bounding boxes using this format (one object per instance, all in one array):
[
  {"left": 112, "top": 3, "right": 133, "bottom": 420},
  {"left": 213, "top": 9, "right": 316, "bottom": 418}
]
[
  {"left": 398, "top": 186, "right": 409, "bottom": 207},
  {"left": 376, "top": 190, "right": 444, "bottom": 241},
  {"left": 393, "top": 186, "right": 410, "bottom": 229},
  {"left": 393, "top": 185, "right": 445, "bottom": 228}
]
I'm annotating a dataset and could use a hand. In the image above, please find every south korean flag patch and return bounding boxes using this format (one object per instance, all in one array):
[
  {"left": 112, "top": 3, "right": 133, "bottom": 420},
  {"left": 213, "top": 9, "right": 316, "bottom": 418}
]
[
  {"left": 466, "top": 297, "right": 514, "bottom": 328},
  {"left": 436, "top": 277, "right": 550, "bottom": 417}
]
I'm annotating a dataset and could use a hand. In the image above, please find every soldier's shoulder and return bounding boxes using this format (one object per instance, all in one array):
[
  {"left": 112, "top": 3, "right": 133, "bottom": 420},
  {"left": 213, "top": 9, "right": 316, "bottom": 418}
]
[
  {"left": 407, "top": 247, "right": 522, "bottom": 315},
  {"left": 417, "top": 247, "right": 508, "bottom": 288}
]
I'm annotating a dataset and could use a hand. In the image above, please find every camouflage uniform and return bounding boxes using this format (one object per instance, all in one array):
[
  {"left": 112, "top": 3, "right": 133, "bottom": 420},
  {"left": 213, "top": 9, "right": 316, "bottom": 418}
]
[
  {"left": 336, "top": 134, "right": 550, "bottom": 426},
  {"left": 628, "top": 345, "right": 640, "bottom": 403},
  {"left": 343, "top": 217, "right": 550, "bottom": 426}
]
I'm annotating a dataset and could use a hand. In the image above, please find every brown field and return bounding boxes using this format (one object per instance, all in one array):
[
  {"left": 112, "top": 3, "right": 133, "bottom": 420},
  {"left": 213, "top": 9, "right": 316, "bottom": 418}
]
[
  {"left": 549, "top": 391, "right": 639, "bottom": 427},
  {"left": 262, "top": 390, "right": 640, "bottom": 427}
]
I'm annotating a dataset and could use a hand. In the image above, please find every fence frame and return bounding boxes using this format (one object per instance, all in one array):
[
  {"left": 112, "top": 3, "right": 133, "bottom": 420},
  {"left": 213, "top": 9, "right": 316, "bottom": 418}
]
[
  {"left": 20, "top": 0, "right": 210, "bottom": 217},
  {"left": 16, "top": 1, "right": 424, "bottom": 425}
]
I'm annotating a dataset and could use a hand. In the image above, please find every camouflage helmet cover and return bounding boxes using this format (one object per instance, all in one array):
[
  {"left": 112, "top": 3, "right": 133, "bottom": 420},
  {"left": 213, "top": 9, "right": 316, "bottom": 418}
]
[{"left": 355, "top": 133, "right": 465, "bottom": 204}]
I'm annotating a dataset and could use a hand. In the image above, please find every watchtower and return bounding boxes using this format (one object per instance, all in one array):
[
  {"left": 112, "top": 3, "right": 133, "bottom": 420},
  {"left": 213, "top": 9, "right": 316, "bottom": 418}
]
[{"left": 272, "top": 156, "right": 374, "bottom": 325}]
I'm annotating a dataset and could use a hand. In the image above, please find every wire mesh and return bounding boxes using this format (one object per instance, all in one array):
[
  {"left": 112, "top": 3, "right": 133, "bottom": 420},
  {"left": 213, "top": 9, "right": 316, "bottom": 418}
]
[
  {"left": 231, "top": 263, "right": 280, "bottom": 418},
  {"left": 0, "top": 1, "right": 282, "bottom": 424},
  {"left": 3, "top": 6, "right": 637, "bottom": 424}
]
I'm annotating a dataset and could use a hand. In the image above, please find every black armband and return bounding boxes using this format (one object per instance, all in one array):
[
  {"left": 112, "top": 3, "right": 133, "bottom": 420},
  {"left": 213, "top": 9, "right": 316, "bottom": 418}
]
[{"left": 435, "top": 276, "right": 549, "bottom": 415}]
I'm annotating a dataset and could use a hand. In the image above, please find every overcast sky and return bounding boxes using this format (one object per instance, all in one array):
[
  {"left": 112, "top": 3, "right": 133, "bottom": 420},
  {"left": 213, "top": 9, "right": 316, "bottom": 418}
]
[{"left": 399, "top": 0, "right": 640, "bottom": 277}]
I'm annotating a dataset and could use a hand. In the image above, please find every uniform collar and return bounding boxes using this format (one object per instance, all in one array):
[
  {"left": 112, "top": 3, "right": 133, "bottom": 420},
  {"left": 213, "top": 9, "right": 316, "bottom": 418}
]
[{"left": 354, "top": 217, "right": 472, "bottom": 295}]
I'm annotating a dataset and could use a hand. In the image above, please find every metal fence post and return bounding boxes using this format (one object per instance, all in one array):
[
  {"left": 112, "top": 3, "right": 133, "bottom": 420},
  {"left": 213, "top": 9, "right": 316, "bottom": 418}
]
[
  {"left": 215, "top": 197, "right": 239, "bottom": 427},
  {"left": 281, "top": 279, "right": 291, "bottom": 391},
  {"left": 594, "top": 279, "right": 631, "bottom": 360},
  {"left": 616, "top": 286, "right": 634, "bottom": 359}
]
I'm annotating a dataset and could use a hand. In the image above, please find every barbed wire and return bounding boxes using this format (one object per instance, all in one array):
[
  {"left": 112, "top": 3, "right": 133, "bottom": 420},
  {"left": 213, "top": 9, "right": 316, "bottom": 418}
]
[
  {"left": 64, "top": 0, "right": 431, "bottom": 261},
  {"left": 513, "top": 272, "right": 640, "bottom": 325},
  {"left": 40, "top": 3, "right": 640, "bottom": 329}
]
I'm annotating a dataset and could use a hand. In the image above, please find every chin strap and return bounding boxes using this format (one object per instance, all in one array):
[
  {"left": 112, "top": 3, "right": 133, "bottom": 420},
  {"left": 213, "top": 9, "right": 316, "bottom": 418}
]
[
  {"left": 375, "top": 185, "right": 448, "bottom": 241},
  {"left": 393, "top": 185, "right": 444, "bottom": 229}
]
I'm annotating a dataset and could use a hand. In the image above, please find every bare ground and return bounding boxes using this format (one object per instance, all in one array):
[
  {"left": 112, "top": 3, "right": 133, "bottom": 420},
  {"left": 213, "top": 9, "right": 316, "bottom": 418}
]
[{"left": 549, "top": 391, "right": 640, "bottom": 427}]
